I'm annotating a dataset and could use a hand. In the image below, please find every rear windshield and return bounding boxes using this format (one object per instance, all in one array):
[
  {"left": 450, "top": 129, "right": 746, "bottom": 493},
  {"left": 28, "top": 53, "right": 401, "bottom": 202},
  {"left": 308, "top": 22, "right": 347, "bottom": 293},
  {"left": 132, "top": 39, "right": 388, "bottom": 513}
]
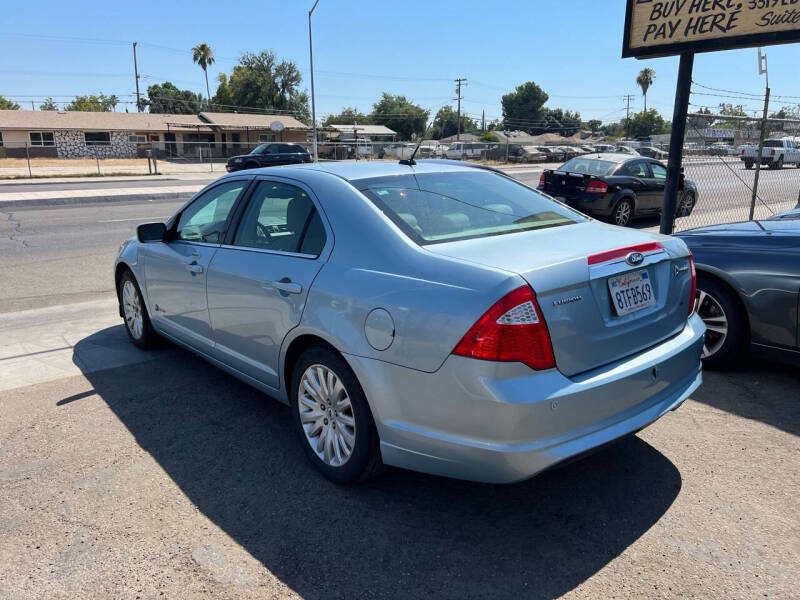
[
  {"left": 557, "top": 157, "right": 618, "bottom": 176},
  {"left": 764, "top": 140, "right": 785, "bottom": 148},
  {"left": 358, "top": 171, "right": 581, "bottom": 245}
]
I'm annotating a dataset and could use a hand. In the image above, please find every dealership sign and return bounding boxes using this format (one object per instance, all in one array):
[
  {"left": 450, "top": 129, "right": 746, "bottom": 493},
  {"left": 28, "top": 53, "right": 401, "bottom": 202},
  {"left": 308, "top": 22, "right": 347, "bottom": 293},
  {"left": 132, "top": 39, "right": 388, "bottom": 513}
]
[{"left": 623, "top": 0, "right": 800, "bottom": 58}]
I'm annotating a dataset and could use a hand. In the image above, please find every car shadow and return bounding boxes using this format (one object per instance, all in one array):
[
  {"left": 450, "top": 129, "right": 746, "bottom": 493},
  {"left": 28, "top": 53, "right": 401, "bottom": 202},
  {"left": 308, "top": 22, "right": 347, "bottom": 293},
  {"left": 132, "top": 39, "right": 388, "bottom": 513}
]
[
  {"left": 72, "top": 326, "right": 681, "bottom": 599},
  {"left": 693, "top": 361, "right": 800, "bottom": 438}
]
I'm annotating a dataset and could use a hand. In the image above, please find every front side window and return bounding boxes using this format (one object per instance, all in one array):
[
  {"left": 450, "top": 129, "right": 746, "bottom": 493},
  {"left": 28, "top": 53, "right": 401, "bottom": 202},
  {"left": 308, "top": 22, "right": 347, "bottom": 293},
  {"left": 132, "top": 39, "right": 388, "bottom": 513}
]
[
  {"left": 650, "top": 163, "right": 667, "bottom": 180},
  {"left": 85, "top": 132, "right": 111, "bottom": 146},
  {"left": 30, "top": 132, "right": 55, "bottom": 147},
  {"left": 234, "top": 181, "right": 326, "bottom": 255},
  {"left": 175, "top": 181, "right": 245, "bottom": 243},
  {"left": 359, "top": 171, "right": 581, "bottom": 246}
]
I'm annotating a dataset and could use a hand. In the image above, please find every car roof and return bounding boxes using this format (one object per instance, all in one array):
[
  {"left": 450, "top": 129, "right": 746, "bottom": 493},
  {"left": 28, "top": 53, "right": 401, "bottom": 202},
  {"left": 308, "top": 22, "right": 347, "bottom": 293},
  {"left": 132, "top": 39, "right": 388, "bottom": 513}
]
[
  {"left": 222, "top": 160, "right": 480, "bottom": 183},
  {"left": 573, "top": 153, "right": 644, "bottom": 163}
]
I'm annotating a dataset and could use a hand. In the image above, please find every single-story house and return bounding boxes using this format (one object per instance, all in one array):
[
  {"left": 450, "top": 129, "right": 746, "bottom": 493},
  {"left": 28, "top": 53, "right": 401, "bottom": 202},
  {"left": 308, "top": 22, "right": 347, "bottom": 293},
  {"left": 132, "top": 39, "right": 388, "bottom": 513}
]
[
  {"left": 327, "top": 124, "right": 397, "bottom": 141},
  {"left": 439, "top": 132, "right": 480, "bottom": 143},
  {"left": 0, "top": 110, "right": 311, "bottom": 159}
]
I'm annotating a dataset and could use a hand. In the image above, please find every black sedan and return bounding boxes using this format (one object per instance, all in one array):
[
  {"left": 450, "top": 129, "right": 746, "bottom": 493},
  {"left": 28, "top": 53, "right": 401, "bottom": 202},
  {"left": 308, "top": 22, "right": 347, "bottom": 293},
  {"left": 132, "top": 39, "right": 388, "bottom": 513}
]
[
  {"left": 676, "top": 211, "right": 800, "bottom": 369},
  {"left": 538, "top": 153, "right": 698, "bottom": 227},
  {"left": 226, "top": 143, "right": 311, "bottom": 172}
]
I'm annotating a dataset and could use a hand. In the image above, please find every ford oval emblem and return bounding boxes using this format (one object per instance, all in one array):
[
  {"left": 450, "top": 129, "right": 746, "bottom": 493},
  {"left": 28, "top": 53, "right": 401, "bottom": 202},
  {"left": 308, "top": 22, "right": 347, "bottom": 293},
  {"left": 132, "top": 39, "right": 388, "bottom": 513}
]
[{"left": 626, "top": 252, "right": 645, "bottom": 266}]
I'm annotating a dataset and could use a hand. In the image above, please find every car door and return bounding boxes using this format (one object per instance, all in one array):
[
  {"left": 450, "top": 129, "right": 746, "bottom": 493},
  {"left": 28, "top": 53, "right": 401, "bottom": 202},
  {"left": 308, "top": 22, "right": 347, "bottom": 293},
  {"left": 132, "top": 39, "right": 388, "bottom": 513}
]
[
  {"left": 142, "top": 179, "right": 250, "bottom": 353},
  {"left": 622, "top": 160, "right": 659, "bottom": 212},
  {"left": 206, "top": 177, "right": 331, "bottom": 389}
]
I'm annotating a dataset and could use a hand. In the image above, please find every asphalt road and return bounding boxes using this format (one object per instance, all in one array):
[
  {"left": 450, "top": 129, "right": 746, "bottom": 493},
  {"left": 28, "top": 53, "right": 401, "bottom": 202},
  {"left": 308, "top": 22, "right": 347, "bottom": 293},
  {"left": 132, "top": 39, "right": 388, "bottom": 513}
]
[
  {"left": 1, "top": 169, "right": 799, "bottom": 598},
  {"left": 0, "top": 175, "right": 213, "bottom": 194}
]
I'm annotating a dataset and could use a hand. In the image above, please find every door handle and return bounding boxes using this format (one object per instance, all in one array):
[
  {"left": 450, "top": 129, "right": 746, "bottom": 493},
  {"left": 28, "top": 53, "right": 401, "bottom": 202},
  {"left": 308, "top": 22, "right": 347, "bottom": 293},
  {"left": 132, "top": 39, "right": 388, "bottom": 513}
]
[
  {"left": 265, "top": 279, "right": 303, "bottom": 295},
  {"left": 186, "top": 263, "right": 204, "bottom": 274}
]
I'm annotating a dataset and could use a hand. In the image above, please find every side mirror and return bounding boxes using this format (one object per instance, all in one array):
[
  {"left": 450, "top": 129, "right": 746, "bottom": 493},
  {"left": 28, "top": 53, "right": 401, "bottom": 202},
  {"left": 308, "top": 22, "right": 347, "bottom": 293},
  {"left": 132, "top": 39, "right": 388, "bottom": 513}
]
[{"left": 137, "top": 222, "right": 167, "bottom": 243}]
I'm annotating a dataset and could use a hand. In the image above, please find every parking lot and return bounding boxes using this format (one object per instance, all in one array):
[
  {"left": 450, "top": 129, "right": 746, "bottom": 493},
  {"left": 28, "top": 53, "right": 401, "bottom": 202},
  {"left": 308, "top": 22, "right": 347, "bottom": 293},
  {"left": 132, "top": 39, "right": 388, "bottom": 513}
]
[{"left": 1, "top": 182, "right": 799, "bottom": 599}]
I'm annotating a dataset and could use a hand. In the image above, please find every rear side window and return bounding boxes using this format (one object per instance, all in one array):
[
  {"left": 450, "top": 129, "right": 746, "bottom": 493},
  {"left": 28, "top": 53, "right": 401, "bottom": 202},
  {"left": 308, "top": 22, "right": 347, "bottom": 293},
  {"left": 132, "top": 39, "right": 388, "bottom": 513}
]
[
  {"left": 233, "top": 181, "right": 326, "bottom": 255},
  {"left": 620, "top": 161, "right": 650, "bottom": 178},
  {"left": 558, "top": 157, "right": 618, "bottom": 176},
  {"left": 359, "top": 171, "right": 580, "bottom": 246}
]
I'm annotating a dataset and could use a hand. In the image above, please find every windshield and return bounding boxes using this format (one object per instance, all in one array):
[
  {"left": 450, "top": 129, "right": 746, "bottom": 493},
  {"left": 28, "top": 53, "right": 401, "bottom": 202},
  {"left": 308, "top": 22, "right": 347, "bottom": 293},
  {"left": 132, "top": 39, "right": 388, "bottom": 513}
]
[
  {"left": 557, "top": 157, "right": 618, "bottom": 176},
  {"left": 358, "top": 171, "right": 581, "bottom": 245},
  {"left": 250, "top": 144, "right": 269, "bottom": 154}
]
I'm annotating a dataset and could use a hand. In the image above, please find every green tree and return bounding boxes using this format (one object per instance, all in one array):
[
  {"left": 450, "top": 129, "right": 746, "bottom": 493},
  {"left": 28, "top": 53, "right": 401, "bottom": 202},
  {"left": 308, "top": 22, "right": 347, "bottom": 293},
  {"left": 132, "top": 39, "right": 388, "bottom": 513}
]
[
  {"left": 428, "top": 106, "right": 477, "bottom": 139},
  {"left": 224, "top": 51, "right": 310, "bottom": 122},
  {"left": 65, "top": 93, "right": 115, "bottom": 112},
  {"left": 501, "top": 81, "right": 549, "bottom": 133},
  {"left": 716, "top": 103, "right": 747, "bottom": 128},
  {"left": 541, "top": 108, "right": 582, "bottom": 136},
  {"left": 0, "top": 95, "right": 21, "bottom": 110},
  {"left": 39, "top": 97, "right": 58, "bottom": 111},
  {"left": 585, "top": 119, "right": 602, "bottom": 133},
  {"left": 769, "top": 106, "right": 800, "bottom": 131},
  {"left": 211, "top": 73, "right": 234, "bottom": 110},
  {"left": 370, "top": 93, "right": 429, "bottom": 140},
  {"left": 479, "top": 131, "right": 499, "bottom": 142},
  {"left": 636, "top": 68, "right": 656, "bottom": 112},
  {"left": 146, "top": 82, "right": 203, "bottom": 114},
  {"left": 323, "top": 106, "right": 371, "bottom": 126},
  {"left": 192, "top": 43, "right": 215, "bottom": 102},
  {"left": 687, "top": 106, "right": 714, "bottom": 131},
  {"left": 626, "top": 109, "right": 669, "bottom": 138},
  {"left": 107, "top": 94, "right": 119, "bottom": 112}
]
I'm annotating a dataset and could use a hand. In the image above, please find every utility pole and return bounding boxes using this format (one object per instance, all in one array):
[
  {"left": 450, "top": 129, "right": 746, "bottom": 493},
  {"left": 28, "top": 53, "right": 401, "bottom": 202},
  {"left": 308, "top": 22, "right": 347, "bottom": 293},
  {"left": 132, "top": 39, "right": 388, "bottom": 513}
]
[
  {"left": 623, "top": 94, "right": 635, "bottom": 128},
  {"left": 308, "top": 0, "right": 321, "bottom": 162},
  {"left": 454, "top": 78, "right": 467, "bottom": 141},
  {"left": 132, "top": 42, "right": 142, "bottom": 112},
  {"left": 749, "top": 48, "right": 771, "bottom": 221}
]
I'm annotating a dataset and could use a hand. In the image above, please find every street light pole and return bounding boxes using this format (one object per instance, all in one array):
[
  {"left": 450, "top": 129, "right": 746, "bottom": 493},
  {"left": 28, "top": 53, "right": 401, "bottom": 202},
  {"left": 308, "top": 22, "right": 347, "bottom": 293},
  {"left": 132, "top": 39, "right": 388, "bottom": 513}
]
[{"left": 308, "top": 0, "right": 321, "bottom": 162}]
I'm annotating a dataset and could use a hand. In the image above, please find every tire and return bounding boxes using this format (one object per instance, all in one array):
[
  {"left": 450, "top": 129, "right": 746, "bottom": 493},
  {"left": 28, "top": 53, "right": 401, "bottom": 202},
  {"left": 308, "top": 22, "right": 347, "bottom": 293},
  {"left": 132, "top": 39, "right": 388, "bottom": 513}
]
[
  {"left": 695, "top": 274, "right": 748, "bottom": 370},
  {"left": 744, "top": 161, "right": 753, "bottom": 170},
  {"left": 776, "top": 156, "right": 784, "bottom": 169},
  {"left": 611, "top": 198, "right": 634, "bottom": 227},
  {"left": 118, "top": 270, "right": 159, "bottom": 350},
  {"left": 676, "top": 191, "right": 695, "bottom": 217},
  {"left": 290, "top": 345, "right": 383, "bottom": 483}
]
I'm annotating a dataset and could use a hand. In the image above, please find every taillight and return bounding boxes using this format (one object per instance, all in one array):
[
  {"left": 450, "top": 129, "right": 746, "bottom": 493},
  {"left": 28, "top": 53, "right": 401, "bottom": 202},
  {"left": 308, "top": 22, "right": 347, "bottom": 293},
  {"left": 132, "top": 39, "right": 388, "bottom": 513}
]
[
  {"left": 539, "top": 173, "right": 546, "bottom": 187},
  {"left": 771, "top": 149, "right": 776, "bottom": 156},
  {"left": 585, "top": 179, "right": 609, "bottom": 194},
  {"left": 687, "top": 253, "right": 697, "bottom": 316},
  {"left": 452, "top": 286, "right": 555, "bottom": 371}
]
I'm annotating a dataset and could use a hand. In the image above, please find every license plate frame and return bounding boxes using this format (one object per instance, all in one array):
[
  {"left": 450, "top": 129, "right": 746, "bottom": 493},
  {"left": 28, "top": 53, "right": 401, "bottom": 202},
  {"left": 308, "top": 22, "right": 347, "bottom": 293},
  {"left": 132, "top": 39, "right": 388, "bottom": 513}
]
[{"left": 607, "top": 269, "right": 655, "bottom": 316}]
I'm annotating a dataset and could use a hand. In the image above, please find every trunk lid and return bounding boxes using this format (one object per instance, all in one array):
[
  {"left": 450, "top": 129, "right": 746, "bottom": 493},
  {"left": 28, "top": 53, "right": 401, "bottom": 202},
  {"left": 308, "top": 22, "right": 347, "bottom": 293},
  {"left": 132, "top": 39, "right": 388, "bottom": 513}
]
[
  {"left": 541, "top": 170, "right": 591, "bottom": 199},
  {"left": 427, "top": 222, "right": 693, "bottom": 376}
]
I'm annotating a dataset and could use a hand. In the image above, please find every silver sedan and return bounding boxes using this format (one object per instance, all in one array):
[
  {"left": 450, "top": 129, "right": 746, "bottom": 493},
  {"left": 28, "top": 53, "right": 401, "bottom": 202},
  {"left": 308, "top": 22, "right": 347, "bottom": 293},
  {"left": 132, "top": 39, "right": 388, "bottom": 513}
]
[{"left": 115, "top": 161, "right": 704, "bottom": 484}]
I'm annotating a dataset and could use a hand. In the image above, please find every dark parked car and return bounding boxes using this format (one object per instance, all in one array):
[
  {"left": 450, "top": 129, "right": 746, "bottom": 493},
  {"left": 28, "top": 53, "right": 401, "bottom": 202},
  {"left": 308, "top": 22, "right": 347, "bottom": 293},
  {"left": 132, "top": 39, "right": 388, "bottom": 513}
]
[
  {"left": 226, "top": 143, "right": 311, "bottom": 172},
  {"left": 675, "top": 210, "right": 800, "bottom": 368},
  {"left": 538, "top": 153, "right": 698, "bottom": 227},
  {"left": 637, "top": 146, "right": 669, "bottom": 160}
]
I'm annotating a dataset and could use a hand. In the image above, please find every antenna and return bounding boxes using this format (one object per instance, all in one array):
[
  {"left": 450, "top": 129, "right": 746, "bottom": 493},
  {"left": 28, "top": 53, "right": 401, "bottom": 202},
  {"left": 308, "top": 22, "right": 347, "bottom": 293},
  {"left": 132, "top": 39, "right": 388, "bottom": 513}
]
[{"left": 400, "top": 136, "right": 426, "bottom": 166}]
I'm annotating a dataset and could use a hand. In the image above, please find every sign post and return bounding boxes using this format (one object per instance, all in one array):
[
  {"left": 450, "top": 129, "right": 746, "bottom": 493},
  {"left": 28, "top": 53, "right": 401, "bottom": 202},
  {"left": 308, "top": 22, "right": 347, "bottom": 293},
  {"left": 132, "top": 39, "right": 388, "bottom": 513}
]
[{"left": 622, "top": 0, "right": 800, "bottom": 233}]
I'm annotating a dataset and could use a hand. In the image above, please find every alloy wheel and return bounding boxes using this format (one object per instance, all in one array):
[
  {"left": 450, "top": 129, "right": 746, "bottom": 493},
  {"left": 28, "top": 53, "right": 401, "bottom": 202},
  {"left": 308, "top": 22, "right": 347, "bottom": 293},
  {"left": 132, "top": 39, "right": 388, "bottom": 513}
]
[
  {"left": 615, "top": 201, "right": 632, "bottom": 226},
  {"left": 122, "top": 280, "right": 144, "bottom": 340},
  {"left": 696, "top": 289, "right": 728, "bottom": 358},
  {"left": 298, "top": 364, "right": 356, "bottom": 467}
]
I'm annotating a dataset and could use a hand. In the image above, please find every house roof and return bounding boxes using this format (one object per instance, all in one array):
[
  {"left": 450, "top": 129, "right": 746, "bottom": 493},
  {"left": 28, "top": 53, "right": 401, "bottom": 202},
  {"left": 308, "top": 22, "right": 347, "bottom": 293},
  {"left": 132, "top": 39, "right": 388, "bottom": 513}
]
[
  {"left": 439, "top": 132, "right": 480, "bottom": 143},
  {"left": 0, "top": 109, "right": 310, "bottom": 133},
  {"left": 0, "top": 110, "right": 210, "bottom": 132},
  {"left": 329, "top": 124, "right": 397, "bottom": 136},
  {"left": 198, "top": 112, "right": 309, "bottom": 130}
]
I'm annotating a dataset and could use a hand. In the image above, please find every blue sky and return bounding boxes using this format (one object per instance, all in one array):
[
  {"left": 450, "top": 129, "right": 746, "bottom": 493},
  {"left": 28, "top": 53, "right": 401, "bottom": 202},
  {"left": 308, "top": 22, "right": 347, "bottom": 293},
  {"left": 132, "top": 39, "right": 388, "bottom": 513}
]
[{"left": 2, "top": 0, "right": 798, "bottom": 125}]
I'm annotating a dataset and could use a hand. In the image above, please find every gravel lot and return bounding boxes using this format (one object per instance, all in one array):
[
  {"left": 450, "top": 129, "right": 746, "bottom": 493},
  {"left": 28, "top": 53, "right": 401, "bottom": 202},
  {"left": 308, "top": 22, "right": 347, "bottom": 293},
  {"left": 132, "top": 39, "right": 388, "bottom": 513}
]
[{"left": 1, "top": 334, "right": 798, "bottom": 599}]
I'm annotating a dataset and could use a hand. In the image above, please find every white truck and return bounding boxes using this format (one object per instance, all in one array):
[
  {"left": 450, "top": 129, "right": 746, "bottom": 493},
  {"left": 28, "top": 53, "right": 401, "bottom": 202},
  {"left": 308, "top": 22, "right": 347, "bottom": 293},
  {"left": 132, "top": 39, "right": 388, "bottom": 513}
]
[{"left": 740, "top": 138, "right": 800, "bottom": 170}]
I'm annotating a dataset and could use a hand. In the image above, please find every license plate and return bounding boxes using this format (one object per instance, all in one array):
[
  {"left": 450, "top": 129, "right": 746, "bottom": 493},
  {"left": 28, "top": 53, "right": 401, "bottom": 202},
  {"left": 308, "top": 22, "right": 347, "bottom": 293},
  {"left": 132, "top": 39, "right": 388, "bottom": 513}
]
[{"left": 608, "top": 269, "right": 655, "bottom": 316}]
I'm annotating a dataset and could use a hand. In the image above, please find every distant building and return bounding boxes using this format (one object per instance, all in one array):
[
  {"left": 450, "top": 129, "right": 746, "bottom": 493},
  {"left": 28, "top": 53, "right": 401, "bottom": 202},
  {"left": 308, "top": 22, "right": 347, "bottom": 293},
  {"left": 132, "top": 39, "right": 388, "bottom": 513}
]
[
  {"left": 0, "top": 110, "right": 311, "bottom": 159},
  {"left": 439, "top": 132, "right": 480, "bottom": 143},
  {"left": 328, "top": 124, "right": 397, "bottom": 141}
]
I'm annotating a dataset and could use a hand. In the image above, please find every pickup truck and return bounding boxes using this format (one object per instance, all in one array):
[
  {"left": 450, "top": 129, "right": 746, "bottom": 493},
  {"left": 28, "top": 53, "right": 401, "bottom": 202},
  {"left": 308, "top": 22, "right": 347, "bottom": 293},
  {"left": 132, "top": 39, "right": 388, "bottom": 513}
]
[{"left": 740, "top": 139, "right": 800, "bottom": 170}]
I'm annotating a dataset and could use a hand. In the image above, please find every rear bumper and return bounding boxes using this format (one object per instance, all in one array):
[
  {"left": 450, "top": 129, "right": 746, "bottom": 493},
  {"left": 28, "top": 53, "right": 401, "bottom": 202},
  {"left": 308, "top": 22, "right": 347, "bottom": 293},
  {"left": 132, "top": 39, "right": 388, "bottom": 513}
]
[
  {"left": 345, "top": 313, "right": 705, "bottom": 484},
  {"left": 546, "top": 191, "right": 615, "bottom": 217}
]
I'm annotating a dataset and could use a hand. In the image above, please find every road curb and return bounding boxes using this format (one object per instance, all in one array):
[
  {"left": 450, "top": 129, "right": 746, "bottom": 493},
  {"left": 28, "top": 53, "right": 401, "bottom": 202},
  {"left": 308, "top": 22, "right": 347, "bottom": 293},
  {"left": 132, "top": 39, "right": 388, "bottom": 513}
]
[{"left": 0, "top": 190, "right": 197, "bottom": 210}]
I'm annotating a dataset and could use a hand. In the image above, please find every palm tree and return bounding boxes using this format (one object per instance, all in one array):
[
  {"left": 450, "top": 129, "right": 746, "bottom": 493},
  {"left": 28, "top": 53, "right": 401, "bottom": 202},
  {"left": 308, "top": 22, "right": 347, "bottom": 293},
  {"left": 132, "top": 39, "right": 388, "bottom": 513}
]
[
  {"left": 636, "top": 68, "right": 656, "bottom": 112},
  {"left": 191, "top": 43, "right": 215, "bottom": 105}
]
